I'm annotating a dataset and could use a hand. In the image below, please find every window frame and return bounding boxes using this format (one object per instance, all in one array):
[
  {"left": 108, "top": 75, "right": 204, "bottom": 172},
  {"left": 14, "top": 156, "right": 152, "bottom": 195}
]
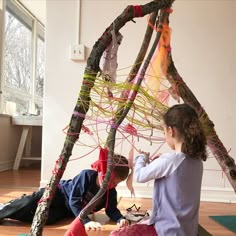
[{"left": 0, "top": 0, "right": 45, "bottom": 115}]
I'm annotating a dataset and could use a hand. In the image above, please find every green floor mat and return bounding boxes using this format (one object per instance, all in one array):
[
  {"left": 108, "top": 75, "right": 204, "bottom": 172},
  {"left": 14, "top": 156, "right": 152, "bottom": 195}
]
[{"left": 209, "top": 215, "right": 236, "bottom": 233}]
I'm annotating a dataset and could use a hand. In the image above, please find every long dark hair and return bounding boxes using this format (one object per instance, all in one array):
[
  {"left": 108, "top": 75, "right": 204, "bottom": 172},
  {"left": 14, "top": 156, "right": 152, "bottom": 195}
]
[{"left": 163, "top": 104, "right": 207, "bottom": 161}]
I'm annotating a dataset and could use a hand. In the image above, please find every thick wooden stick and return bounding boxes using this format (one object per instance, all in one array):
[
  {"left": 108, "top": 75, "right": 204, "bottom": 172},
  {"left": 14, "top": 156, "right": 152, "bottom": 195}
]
[
  {"left": 29, "top": 1, "right": 174, "bottom": 235},
  {"left": 79, "top": 9, "right": 170, "bottom": 222},
  {"left": 166, "top": 54, "right": 236, "bottom": 191}
]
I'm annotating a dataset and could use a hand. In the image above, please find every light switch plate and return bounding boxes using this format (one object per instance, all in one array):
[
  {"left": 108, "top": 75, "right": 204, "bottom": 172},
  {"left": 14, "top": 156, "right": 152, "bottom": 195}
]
[{"left": 69, "top": 44, "right": 85, "bottom": 61}]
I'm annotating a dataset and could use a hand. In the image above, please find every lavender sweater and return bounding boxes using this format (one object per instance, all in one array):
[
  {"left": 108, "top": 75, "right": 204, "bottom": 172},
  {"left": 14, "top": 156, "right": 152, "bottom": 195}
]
[{"left": 135, "top": 152, "right": 203, "bottom": 236}]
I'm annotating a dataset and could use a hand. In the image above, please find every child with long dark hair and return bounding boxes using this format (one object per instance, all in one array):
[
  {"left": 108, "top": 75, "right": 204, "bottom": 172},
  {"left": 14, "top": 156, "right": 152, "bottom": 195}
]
[{"left": 111, "top": 103, "right": 207, "bottom": 236}]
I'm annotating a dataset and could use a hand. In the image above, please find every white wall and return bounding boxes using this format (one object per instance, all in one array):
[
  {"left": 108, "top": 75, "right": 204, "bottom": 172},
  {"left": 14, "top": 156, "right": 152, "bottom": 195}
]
[
  {"left": 43, "top": 0, "right": 236, "bottom": 202},
  {"left": 19, "top": 0, "right": 46, "bottom": 25}
]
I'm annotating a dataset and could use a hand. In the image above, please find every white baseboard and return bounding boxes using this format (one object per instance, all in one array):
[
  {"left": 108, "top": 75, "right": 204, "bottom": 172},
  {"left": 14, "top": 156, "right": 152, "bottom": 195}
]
[
  {"left": 116, "top": 185, "right": 236, "bottom": 203},
  {"left": 0, "top": 160, "right": 13, "bottom": 172},
  {"left": 201, "top": 187, "right": 236, "bottom": 203},
  {"left": 40, "top": 180, "right": 236, "bottom": 203}
]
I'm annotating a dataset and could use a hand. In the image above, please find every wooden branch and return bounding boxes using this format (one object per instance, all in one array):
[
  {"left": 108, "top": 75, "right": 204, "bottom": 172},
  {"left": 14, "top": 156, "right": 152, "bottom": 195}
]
[
  {"left": 166, "top": 56, "right": 236, "bottom": 192},
  {"left": 127, "top": 11, "right": 158, "bottom": 83},
  {"left": 86, "top": 0, "right": 174, "bottom": 72},
  {"left": 29, "top": 1, "right": 175, "bottom": 235},
  {"left": 79, "top": 7, "right": 171, "bottom": 222},
  {"left": 79, "top": 12, "right": 160, "bottom": 218},
  {"left": 152, "top": 12, "right": 236, "bottom": 193}
]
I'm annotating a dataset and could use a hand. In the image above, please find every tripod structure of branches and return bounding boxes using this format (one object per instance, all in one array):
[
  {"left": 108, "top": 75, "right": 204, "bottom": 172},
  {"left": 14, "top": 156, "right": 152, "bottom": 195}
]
[{"left": 29, "top": 1, "right": 236, "bottom": 235}]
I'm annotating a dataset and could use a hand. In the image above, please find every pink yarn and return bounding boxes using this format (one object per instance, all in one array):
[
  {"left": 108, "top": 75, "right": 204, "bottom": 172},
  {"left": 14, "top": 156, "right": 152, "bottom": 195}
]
[{"left": 110, "top": 224, "right": 157, "bottom": 236}]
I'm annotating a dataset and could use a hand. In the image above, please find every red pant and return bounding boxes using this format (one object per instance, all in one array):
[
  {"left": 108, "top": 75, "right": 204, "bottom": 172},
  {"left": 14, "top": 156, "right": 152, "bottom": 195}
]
[{"left": 110, "top": 224, "right": 157, "bottom": 236}]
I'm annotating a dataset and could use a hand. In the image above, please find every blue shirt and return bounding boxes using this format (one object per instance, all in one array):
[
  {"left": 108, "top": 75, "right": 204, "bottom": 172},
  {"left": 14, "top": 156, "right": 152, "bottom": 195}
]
[
  {"left": 59, "top": 169, "right": 124, "bottom": 224},
  {"left": 135, "top": 152, "right": 203, "bottom": 236}
]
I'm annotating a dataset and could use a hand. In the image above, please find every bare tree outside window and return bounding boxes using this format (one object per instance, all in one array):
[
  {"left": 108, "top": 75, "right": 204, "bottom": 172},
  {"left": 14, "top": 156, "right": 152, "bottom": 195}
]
[
  {"left": 3, "top": 1, "right": 44, "bottom": 115},
  {"left": 36, "top": 36, "right": 44, "bottom": 97},
  {"left": 5, "top": 11, "right": 32, "bottom": 92}
]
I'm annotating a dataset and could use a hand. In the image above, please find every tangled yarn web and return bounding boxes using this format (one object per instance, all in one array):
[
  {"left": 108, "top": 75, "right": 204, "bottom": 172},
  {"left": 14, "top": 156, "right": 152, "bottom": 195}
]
[
  {"left": 72, "top": 66, "right": 173, "bottom": 156},
  {"left": 66, "top": 23, "right": 180, "bottom": 160}
]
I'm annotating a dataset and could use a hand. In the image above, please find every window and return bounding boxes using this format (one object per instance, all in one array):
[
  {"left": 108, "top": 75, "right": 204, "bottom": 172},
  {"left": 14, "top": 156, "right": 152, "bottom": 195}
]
[{"left": 2, "top": 0, "right": 44, "bottom": 115}]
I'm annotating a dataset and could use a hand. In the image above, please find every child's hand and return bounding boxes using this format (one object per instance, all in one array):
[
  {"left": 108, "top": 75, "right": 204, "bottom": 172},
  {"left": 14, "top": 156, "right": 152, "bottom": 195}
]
[
  {"left": 117, "top": 219, "right": 130, "bottom": 228},
  {"left": 138, "top": 150, "right": 150, "bottom": 163},
  {"left": 150, "top": 153, "right": 161, "bottom": 162},
  {"left": 85, "top": 221, "right": 102, "bottom": 231}
]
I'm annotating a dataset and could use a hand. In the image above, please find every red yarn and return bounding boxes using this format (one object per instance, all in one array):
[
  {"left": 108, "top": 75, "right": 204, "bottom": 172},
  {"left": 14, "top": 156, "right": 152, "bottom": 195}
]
[
  {"left": 91, "top": 147, "right": 108, "bottom": 182},
  {"left": 124, "top": 123, "right": 137, "bottom": 136},
  {"left": 134, "top": 5, "right": 143, "bottom": 17},
  {"left": 163, "top": 8, "right": 173, "bottom": 13},
  {"left": 64, "top": 217, "right": 87, "bottom": 236}
]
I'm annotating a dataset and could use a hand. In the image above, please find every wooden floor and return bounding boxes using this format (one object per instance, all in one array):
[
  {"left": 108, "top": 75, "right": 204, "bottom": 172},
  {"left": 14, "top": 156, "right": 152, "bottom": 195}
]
[{"left": 0, "top": 167, "right": 235, "bottom": 236}]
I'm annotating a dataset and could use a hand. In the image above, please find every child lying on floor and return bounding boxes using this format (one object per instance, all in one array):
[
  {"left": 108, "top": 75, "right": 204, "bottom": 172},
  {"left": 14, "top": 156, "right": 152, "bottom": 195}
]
[{"left": 0, "top": 152, "right": 130, "bottom": 231}]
